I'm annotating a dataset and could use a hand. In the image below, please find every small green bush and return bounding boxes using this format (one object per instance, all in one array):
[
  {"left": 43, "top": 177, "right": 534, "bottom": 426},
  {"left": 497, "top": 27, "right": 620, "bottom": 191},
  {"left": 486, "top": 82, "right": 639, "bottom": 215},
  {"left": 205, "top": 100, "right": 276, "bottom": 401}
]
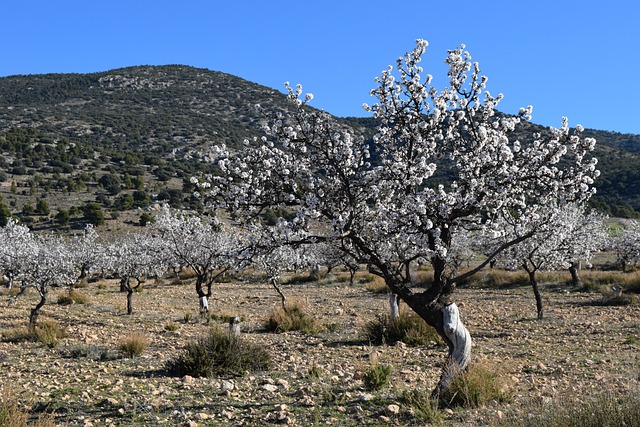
[
  {"left": 61, "top": 344, "right": 118, "bottom": 361},
  {"left": 308, "top": 365, "right": 324, "bottom": 379},
  {"left": 401, "top": 389, "right": 443, "bottom": 425},
  {"left": 264, "top": 302, "right": 319, "bottom": 334},
  {"left": 363, "top": 276, "right": 388, "bottom": 293},
  {"left": 57, "top": 289, "right": 90, "bottom": 305},
  {"left": 440, "top": 361, "right": 511, "bottom": 408},
  {"left": 363, "top": 311, "right": 442, "bottom": 346},
  {"left": 166, "top": 328, "right": 271, "bottom": 377},
  {"left": 117, "top": 332, "right": 149, "bottom": 358},
  {"left": 33, "top": 320, "right": 67, "bottom": 349},
  {"left": 164, "top": 323, "right": 179, "bottom": 332},
  {"left": 1, "top": 327, "right": 32, "bottom": 343},
  {"left": 362, "top": 364, "right": 391, "bottom": 391},
  {"left": 56, "top": 294, "right": 74, "bottom": 306},
  {"left": 598, "top": 287, "right": 638, "bottom": 306}
]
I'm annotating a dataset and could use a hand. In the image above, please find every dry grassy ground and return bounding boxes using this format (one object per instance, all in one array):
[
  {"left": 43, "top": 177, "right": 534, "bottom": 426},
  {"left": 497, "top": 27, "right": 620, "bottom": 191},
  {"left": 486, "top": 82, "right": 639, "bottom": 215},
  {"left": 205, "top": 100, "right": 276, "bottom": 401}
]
[{"left": 1, "top": 271, "right": 638, "bottom": 426}]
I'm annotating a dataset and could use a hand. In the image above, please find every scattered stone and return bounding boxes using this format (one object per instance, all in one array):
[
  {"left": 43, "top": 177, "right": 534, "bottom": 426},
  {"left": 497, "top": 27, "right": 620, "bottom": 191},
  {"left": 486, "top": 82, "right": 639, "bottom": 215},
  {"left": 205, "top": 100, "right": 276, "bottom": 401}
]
[
  {"left": 386, "top": 404, "right": 400, "bottom": 415},
  {"left": 359, "top": 393, "right": 375, "bottom": 402},
  {"left": 220, "top": 380, "right": 235, "bottom": 392},
  {"left": 276, "top": 378, "right": 290, "bottom": 389},
  {"left": 182, "top": 375, "right": 195, "bottom": 384},
  {"left": 105, "top": 397, "right": 119, "bottom": 406},
  {"left": 262, "top": 384, "right": 278, "bottom": 392},
  {"left": 195, "top": 412, "right": 209, "bottom": 420}
]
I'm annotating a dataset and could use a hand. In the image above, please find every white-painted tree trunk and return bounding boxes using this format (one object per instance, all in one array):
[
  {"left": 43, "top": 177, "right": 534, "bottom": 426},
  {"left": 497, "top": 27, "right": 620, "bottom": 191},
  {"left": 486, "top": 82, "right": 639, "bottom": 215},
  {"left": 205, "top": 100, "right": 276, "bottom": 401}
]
[
  {"left": 228, "top": 316, "right": 241, "bottom": 337},
  {"left": 389, "top": 293, "right": 400, "bottom": 318},
  {"left": 437, "top": 303, "right": 472, "bottom": 392},
  {"left": 199, "top": 296, "right": 209, "bottom": 312}
]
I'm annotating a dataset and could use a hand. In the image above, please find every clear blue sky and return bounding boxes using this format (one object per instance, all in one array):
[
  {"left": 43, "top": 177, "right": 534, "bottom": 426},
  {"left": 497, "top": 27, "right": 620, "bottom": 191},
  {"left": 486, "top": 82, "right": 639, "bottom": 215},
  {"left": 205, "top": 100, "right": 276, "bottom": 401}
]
[{"left": 2, "top": 1, "right": 639, "bottom": 134}]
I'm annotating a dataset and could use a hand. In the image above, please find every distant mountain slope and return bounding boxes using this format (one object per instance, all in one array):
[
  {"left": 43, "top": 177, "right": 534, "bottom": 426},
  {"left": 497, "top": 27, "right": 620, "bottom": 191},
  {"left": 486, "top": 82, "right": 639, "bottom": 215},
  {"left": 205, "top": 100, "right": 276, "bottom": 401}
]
[{"left": 0, "top": 65, "right": 638, "bottom": 227}]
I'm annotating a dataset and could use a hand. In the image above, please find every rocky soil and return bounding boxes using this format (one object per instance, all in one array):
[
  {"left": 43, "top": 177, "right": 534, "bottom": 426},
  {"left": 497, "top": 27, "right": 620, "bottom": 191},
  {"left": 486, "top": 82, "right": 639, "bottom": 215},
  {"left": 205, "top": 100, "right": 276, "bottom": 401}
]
[{"left": 1, "top": 272, "right": 638, "bottom": 426}]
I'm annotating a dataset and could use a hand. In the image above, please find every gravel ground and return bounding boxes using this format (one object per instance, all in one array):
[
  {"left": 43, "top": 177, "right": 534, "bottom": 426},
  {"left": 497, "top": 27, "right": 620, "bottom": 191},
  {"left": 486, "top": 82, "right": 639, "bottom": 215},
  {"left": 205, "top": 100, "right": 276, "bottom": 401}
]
[{"left": 1, "top": 272, "right": 638, "bottom": 426}]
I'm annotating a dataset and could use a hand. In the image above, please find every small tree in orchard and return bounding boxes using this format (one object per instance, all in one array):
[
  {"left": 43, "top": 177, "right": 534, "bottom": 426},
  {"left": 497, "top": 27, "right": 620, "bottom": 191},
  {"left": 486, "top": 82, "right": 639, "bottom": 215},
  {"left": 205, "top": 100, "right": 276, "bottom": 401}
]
[
  {"left": 21, "top": 235, "right": 76, "bottom": 325},
  {"left": 100, "top": 231, "right": 166, "bottom": 315},
  {"left": 68, "top": 225, "right": 101, "bottom": 283},
  {"left": 0, "top": 219, "right": 34, "bottom": 290},
  {"left": 154, "top": 205, "right": 248, "bottom": 312},
  {"left": 199, "top": 40, "right": 599, "bottom": 394},
  {"left": 609, "top": 220, "right": 640, "bottom": 272},
  {"left": 314, "top": 241, "right": 361, "bottom": 285},
  {"left": 490, "top": 203, "right": 607, "bottom": 318},
  {"left": 256, "top": 242, "right": 318, "bottom": 310},
  {"left": 0, "top": 221, "right": 76, "bottom": 326}
]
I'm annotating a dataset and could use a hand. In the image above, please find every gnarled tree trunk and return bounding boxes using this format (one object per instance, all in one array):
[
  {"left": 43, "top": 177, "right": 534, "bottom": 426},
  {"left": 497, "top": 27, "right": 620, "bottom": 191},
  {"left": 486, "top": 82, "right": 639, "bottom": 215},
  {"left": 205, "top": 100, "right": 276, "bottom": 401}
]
[
  {"left": 126, "top": 289, "right": 134, "bottom": 315},
  {"left": 385, "top": 273, "right": 472, "bottom": 397},
  {"left": 29, "top": 289, "right": 48, "bottom": 327},
  {"left": 569, "top": 261, "right": 582, "bottom": 288},
  {"left": 527, "top": 270, "right": 544, "bottom": 319},
  {"left": 195, "top": 276, "right": 209, "bottom": 312}
]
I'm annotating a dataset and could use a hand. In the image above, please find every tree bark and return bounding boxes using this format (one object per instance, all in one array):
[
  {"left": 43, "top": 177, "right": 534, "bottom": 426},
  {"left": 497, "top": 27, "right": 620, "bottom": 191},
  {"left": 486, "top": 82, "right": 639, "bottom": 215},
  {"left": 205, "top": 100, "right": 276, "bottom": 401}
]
[
  {"left": 195, "top": 276, "right": 209, "bottom": 312},
  {"left": 29, "top": 290, "right": 48, "bottom": 327},
  {"left": 126, "top": 289, "right": 134, "bottom": 315},
  {"left": 389, "top": 293, "right": 400, "bottom": 318},
  {"left": 436, "top": 303, "right": 472, "bottom": 394},
  {"left": 569, "top": 261, "right": 583, "bottom": 288},
  {"left": 527, "top": 270, "right": 544, "bottom": 319},
  {"left": 271, "top": 278, "right": 287, "bottom": 311},
  {"left": 382, "top": 272, "right": 471, "bottom": 397},
  {"left": 199, "top": 296, "right": 209, "bottom": 312},
  {"left": 229, "top": 316, "right": 241, "bottom": 337}
]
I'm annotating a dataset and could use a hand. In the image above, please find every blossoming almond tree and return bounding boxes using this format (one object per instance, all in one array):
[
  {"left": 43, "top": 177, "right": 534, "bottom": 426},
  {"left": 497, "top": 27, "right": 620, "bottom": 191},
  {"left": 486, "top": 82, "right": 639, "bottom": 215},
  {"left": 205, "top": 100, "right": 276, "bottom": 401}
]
[
  {"left": 609, "top": 220, "right": 640, "bottom": 272},
  {"left": 490, "top": 203, "right": 607, "bottom": 318},
  {"left": 0, "top": 220, "right": 76, "bottom": 326},
  {"left": 100, "top": 231, "right": 166, "bottom": 315},
  {"left": 0, "top": 219, "right": 34, "bottom": 290},
  {"left": 153, "top": 205, "right": 249, "bottom": 312},
  {"left": 199, "top": 40, "right": 599, "bottom": 393}
]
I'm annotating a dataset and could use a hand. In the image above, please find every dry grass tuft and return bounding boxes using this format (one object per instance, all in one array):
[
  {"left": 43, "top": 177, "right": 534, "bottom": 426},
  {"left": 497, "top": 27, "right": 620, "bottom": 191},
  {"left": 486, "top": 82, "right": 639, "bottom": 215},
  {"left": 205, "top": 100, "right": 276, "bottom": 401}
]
[
  {"left": 0, "top": 383, "right": 55, "bottom": 427},
  {"left": 117, "top": 331, "right": 149, "bottom": 358},
  {"left": 363, "top": 311, "right": 442, "bottom": 346},
  {"left": 264, "top": 301, "right": 319, "bottom": 334},
  {"left": 440, "top": 360, "right": 512, "bottom": 408}
]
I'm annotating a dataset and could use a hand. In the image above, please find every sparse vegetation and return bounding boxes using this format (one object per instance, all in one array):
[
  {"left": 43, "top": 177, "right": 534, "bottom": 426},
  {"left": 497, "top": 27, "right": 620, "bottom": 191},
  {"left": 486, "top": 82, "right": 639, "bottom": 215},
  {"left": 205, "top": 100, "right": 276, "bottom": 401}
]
[
  {"left": 438, "top": 361, "right": 512, "bottom": 408},
  {"left": 33, "top": 320, "right": 67, "bottom": 349},
  {"left": 362, "top": 363, "right": 391, "bottom": 391},
  {"left": 401, "top": 388, "right": 444, "bottom": 425},
  {"left": 166, "top": 327, "right": 271, "bottom": 377},
  {"left": 57, "top": 289, "right": 90, "bottom": 305},
  {"left": 264, "top": 301, "right": 319, "bottom": 334},
  {"left": 502, "top": 388, "right": 640, "bottom": 427},
  {"left": 363, "top": 311, "right": 443, "bottom": 346},
  {"left": 0, "top": 386, "right": 55, "bottom": 427},
  {"left": 117, "top": 331, "right": 149, "bottom": 358}
]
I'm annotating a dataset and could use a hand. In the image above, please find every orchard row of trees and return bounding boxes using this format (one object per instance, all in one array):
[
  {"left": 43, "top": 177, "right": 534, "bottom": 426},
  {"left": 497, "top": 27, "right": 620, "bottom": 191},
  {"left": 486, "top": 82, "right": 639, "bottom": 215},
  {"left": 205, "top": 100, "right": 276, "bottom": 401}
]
[{"left": 6, "top": 203, "right": 637, "bottom": 326}]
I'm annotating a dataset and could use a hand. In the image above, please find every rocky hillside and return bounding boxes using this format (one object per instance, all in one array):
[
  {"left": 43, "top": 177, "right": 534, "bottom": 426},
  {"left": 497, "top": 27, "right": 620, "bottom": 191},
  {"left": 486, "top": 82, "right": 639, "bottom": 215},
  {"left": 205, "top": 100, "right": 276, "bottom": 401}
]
[{"left": 0, "top": 65, "right": 638, "bottom": 228}]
